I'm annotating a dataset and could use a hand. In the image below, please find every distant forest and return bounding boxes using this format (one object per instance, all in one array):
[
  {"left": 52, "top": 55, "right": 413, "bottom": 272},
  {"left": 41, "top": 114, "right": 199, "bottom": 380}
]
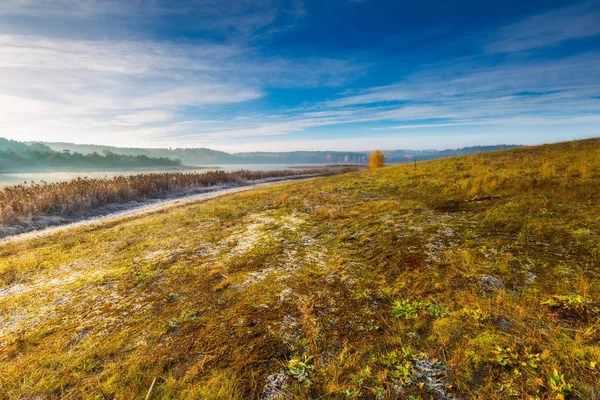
[
  {"left": 0, "top": 138, "right": 181, "bottom": 172},
  {"left": 40, "top": 141, "right": 520, "bottom": 165},
  {"left": 0, "top": 137, "right": 521, "bottom": 171}
]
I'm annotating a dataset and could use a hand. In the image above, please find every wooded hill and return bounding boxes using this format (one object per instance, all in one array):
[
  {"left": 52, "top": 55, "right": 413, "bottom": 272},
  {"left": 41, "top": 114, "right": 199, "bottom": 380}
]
[
  {"left": 39, "top": 140, "right": 520, "bottom": 165},
  {"left": 0, "top": 138, "right": 181, "bottom": 171}
]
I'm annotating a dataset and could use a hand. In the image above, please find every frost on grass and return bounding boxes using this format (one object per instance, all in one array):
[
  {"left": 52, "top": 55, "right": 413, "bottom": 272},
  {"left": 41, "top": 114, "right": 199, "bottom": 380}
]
[
  {"left": 480, "top": 275, "right": 505, "bottom": 296},
  {"left": 279, "top": 315, "right": 301, "bottom": 344},
  {"left": 220, "top": 212, "right": 327, "bottom": 290},
  {"left": 261, "top": 370, "right": 290, "bottom": 400},
  {"left": 0, "top": 260, "right": 120, "bottom": 349},
  {"left": 385, "top": 349, "right": 454, "bottom": 400}
]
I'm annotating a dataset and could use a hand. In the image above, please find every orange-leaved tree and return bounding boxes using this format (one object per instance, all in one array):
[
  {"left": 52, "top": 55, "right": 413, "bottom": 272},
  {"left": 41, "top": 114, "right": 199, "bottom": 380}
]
[{"left": 369, "top": 150, "right": 385, "bottom": 169}]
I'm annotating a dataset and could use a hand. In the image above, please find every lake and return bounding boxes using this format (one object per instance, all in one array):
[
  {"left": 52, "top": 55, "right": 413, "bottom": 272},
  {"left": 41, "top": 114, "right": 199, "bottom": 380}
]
[{"left": 0, "top": 164, "right": 327, "bottom": 187}]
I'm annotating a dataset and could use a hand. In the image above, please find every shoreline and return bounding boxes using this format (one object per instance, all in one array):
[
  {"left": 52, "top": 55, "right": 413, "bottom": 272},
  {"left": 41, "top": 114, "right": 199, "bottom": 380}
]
[{"left": 0, "top": 175, "right": 317, "bottom": 243}]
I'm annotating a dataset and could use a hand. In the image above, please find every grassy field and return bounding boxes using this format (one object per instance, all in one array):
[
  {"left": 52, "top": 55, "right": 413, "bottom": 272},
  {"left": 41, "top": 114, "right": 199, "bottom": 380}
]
[{"left": 1, "top": 139, "right": 599, "bottom": 399}]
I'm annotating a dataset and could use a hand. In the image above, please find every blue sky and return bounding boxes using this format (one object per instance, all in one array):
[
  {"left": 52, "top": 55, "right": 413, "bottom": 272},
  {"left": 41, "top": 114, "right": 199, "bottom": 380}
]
[{"left": 0, "top": 0, "right": 599, "bottom": 151}]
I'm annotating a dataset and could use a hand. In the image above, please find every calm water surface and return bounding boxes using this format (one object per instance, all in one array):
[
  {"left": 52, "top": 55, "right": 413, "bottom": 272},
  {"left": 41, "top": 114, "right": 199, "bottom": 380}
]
[{"left": 0, "top": 164, "right": 325, "bottom": 187}]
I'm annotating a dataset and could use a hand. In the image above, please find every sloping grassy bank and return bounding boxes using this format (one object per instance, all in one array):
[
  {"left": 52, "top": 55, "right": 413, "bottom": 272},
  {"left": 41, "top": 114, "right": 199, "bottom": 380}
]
[
  {"left": 1, "top": 139, "right": 599, "bottom": 398},
  {"left": 0, "top": 168, "right": 355, "bottom": 238}
]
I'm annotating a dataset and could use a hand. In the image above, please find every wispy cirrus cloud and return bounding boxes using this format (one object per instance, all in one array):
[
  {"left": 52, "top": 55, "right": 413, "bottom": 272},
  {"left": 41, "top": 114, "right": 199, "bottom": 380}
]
[
  {"left": 324, "top": 52, "right": 600, "bottom": 131},
  {"left": 0, "top": 34, "right": 263, "bottom": 116},
  {"left": 0, "top": 0, "right": 599, "bottom": 151},
  {"left": 0, "top": 0, "right": 304, "bottom": 41},
  {"left": 329, "top": 52, "right": 600, "bottom": 106},
  {"left": 486, "top": 0, "right": 600, "bottom": 53},
  {"left": 0, "top": 0, "right": 131, "bottom": 17},
  {"left": 0, "top": 34, "right": 241, "bottom": 74},
  {"left": 0, "top": 30, "right": 363, "bottom": 147},
  {"left": 115, "top": 110, "right": 177, "bottom": 125}
]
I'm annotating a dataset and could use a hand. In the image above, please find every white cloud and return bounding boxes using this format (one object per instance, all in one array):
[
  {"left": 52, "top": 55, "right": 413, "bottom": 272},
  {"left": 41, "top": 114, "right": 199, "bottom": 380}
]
[
  {"left": 322, "top": 52, "right": 600, "bottom": 134},
  {"left": 0, "top": 0, "right": 130, "bottom": 17},
  {"left": 0, "top": 28, "right": 368, "bottom": 148},
  {"left": 115, "top": 110, "right": 176, "bottom": 125},
  {"left": 381, "top": 115, "right": 600, "bottom": 130},
  {"left": 0, "top": 34, "right": 262, "bottom": 115},
  {"left": 487, "top": 1, "right": 600, "bottom": 52},
  {"left": 0, "top": 34, "right": 240, "bottom": 74},
  {"left": 0, "top": 1, "right": 599, "bottom": 151}
]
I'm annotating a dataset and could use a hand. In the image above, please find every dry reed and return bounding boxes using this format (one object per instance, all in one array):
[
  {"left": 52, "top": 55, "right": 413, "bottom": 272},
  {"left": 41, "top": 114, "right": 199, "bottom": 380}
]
[{"left": 0, "top": 168, "right": 350, "bottom": 226}]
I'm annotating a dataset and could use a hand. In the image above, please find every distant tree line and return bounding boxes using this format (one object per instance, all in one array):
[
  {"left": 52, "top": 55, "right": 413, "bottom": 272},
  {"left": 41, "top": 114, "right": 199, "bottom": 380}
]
[
  {"left": 1, "top": 138, "right": 521, "bottom": 170},
  {"left": 38, "top": 141, "right": 521, "bottom": 166},
  {"left": 40, "top": 142, "right": 369, "bottom": 165},
  {"left": 382, "top": 145, "right": 521, "bottom": 163},
  {"left": 0, "top": 138, "right": 181, "bottom": 171}
]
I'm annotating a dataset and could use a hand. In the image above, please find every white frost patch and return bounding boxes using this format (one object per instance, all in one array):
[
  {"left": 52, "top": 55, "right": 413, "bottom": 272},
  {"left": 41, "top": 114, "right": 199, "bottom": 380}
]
[
  {"left": 0, "top": 260, "right": 119, "bottom": 349},
  {"left": 232, "top": 267, "right": 276, "bottom": 289},
  {"left": 279, "top": 287, "right": 293, "bottom": 302},
  {"left": 440, "top": 227, "right": 455, "bottom": 237},
  {"left": 202, "top": 211, "right": 329, "bottom": 292},
  {"left": 144, "top": 250, "right": 167, "bottom": 261},
  {"left": 143, "top": 248, "right": 184, "bottom": 262},
  {"left": 229, "top": 216, "right": 276, "bottom": 257},
  {"left": 0, "top": 261, "right": 97, "bottom": 301},
  {"left": 213, "top": 212, "right": 309, "bottom": 261}
]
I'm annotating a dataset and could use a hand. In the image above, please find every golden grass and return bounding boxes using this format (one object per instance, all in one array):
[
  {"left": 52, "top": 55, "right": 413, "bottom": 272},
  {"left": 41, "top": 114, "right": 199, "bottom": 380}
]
[
  {"left": 0, "top": 168, "right": 351, "bottom": 228},
  {"left": 0, "top": 138, "right": 599, "bottom": 398}
]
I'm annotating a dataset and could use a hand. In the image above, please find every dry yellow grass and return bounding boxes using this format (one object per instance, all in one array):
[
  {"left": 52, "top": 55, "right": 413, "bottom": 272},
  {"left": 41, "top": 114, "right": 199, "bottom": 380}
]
[
  {"left": 0, "top": 139, "right": 599, "bottom": 398},
  {"left": 0, "top": 168, "right": 353, "bottom": 231}
]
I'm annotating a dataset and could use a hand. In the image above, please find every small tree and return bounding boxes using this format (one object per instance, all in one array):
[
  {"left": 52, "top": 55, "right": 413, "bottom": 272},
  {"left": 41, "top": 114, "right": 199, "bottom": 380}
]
[{"left": 369, "top": 150, "right": 385, "bottom": 169}]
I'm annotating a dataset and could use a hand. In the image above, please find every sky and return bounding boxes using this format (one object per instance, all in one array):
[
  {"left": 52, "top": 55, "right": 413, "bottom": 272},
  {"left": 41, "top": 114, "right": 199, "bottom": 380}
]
[{"left": 0, "top": 0, "right": 599, "bottom": 152}]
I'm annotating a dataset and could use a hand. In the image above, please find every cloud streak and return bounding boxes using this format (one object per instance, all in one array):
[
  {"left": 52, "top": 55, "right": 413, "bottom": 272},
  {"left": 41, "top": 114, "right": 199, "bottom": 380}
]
[
  {"left": 0, "top": 1, "right": 599, "bottom": 151},
  {"left": 0, "top": 31, "right": 364, "bottom": 145},
  {"left": 486, "top": 1, "right": 600, "bottom": 53}
]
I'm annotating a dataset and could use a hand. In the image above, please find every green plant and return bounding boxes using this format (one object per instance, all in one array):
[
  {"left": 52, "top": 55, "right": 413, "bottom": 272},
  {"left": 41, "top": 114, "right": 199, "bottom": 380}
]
[
  {"left": 380, "top": 348, "right": 417, "bottom": 384},
  {"left": 355, "top": 365, "right": 372, "bottom": 387},
  {"left": 491, "top": 346, "right": 541, "bottom": 371},
  {"left": 370, "top": 386, "right": 386, "bottom": 399},
  {"left": 461, "top": 307, "right": 490, "bottom": 323},
  {"left": 391, "top": 299, "right": 450, "bottom": 319},
  {"left": 548, "top": 369, "right": 573, "bottom": 399},
  {"left": 343, "top": 387, "right": 360, "bottom": 398},
  {"left": 167, "top": 292, "right": 179, "bottom": 301},
  {"left": 391, "top": 299, "right": 427, "bottom": 319},
  {"left": 495, "top": 382, "right": 520, "bottom": 397},
  {"left": 542, "top": 294, "right": 600, "bottom": 320},
  {"left": 288, "top": 355, "right": 316, "bottom": 384},
  {"left": 426, "top": 302, "right": 451, "bottom": 318}
]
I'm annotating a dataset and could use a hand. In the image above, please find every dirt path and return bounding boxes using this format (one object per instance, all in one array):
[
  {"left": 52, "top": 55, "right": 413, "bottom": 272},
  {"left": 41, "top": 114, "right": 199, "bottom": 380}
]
[{"left": 1, "top": 176, "right": 316, "bottom": 244}]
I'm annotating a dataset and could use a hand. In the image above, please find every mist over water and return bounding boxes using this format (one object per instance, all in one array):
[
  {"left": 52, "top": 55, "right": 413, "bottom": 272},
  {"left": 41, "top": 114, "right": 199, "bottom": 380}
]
[{"left": 0, "top": 164, "right": 326, "bottom": 187}]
